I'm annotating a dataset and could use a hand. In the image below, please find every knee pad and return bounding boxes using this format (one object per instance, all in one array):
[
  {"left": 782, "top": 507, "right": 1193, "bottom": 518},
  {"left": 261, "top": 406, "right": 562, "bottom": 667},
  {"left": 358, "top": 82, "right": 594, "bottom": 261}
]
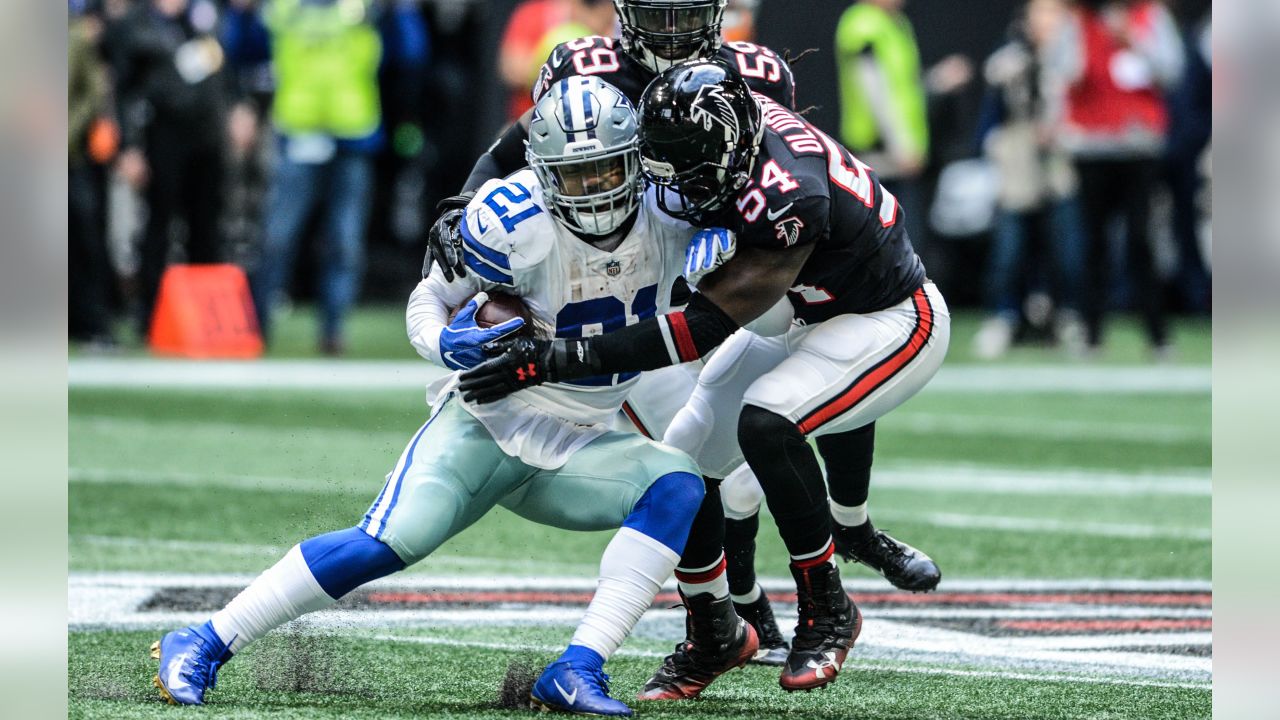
[
  {"left": 299, "top": 527, "right": 406, "bottom": 600},
  {"left": 622, "top": 472, "right": 705, "bottom": 555},
  {"left": 720, "top": 463, "right": 764, "bottom": 520}
]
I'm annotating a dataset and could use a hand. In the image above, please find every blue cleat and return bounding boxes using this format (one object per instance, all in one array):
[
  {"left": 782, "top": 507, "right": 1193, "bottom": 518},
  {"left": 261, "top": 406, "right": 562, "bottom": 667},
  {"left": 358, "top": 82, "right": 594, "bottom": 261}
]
[
  {"left": 149, "top": 621, "right": 232, "bottom": 705},
  {"left": 530, "top": 646, "right": 633, "bottom": 717}
]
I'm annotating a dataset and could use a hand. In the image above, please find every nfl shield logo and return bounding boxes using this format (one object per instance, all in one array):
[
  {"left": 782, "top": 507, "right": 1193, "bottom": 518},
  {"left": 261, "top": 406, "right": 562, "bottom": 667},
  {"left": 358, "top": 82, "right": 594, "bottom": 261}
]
[{"left": 606, "top": 261, "right": 622, "bottom": 277}]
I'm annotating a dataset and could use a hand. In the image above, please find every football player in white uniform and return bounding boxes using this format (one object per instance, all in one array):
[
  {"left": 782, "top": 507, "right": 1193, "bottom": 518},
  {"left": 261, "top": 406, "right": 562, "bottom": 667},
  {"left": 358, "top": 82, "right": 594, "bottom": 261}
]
[{"left": 150, "top": 77, "right": 746, "bottom": 717}]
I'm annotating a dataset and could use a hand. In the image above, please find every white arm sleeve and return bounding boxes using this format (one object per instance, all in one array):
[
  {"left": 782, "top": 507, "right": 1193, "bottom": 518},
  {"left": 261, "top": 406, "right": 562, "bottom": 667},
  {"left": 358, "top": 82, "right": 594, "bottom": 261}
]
[{"left": 406, "top": 268, "right": 484, "bottom": 367}]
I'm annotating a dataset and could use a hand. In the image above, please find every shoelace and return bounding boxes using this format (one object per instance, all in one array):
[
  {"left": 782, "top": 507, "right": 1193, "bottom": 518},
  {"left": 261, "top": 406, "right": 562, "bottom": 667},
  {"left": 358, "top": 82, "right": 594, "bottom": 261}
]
[
  {"left": 869, "top": 532, "right": 911, "bottom": 569},
  {"left": 577, "top": 666, "right": 612, "bottom": 697}
]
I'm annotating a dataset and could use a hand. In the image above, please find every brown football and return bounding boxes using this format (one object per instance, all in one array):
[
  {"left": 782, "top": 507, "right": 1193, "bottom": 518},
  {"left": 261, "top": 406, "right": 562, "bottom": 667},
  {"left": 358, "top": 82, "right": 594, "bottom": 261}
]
[{"left": 450, "top": 291, "right": 534, "bottom": 335}]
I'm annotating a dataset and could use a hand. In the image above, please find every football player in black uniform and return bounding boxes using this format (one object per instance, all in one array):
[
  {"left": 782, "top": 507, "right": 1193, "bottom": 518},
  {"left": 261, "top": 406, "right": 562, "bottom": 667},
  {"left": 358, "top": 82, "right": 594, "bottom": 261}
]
[
  {"left": 427, "top": 1, "right": 801, "bottom": 679},
  {"left": 457, "top": 60, "right": 952, "bottom": 692}
]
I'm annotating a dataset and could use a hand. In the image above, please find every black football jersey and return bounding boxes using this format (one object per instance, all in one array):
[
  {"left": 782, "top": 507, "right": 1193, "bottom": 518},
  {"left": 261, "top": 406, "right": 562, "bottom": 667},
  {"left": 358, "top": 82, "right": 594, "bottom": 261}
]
[
  {"left": 534, "top": 36, "right": 796, "bottom": 110},
  {"left": 723, "top": 93, "right": 926, "bottom": 323}
]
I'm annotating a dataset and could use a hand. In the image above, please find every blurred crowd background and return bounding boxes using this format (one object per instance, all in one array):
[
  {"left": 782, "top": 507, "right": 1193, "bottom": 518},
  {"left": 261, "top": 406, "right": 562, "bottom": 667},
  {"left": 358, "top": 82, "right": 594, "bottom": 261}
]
[{"left": 66, "top": 0, "right": 1211, "bottom": 360}]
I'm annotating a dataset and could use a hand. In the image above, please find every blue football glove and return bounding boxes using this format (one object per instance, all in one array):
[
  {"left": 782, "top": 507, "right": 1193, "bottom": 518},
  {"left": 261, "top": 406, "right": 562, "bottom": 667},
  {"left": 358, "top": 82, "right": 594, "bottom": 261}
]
[
  {"left": 439, "top": 292, "right": 527, "bottom": 370},
  {"left": 684, "top": 227, "right": 736, "bottom": 285}
]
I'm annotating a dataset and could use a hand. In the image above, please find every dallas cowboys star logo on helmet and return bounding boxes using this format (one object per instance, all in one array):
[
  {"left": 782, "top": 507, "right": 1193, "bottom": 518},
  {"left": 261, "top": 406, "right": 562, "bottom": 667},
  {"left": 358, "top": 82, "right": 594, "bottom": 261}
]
[{"left": 690, "top": 84, "right": 740, "bottom": 140}]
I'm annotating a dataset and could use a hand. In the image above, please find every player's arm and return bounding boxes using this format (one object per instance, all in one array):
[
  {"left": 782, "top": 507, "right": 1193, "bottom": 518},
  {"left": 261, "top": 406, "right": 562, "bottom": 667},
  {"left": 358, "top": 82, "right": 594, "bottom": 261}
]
[
  {"left": 458, "top": 232, "right": 818, "bottom": 404},
  {"left": 411, "top": 192, "right": 529, "bottom": 369},
  {"left": 427, "top": 40, "right": 576, "bottom": 280}
]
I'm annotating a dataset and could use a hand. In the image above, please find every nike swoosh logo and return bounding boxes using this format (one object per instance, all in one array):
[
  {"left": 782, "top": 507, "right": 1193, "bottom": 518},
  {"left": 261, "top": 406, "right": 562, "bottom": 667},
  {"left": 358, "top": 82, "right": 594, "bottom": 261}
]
[
  {"left": 166, "top": 652, "right": 191, "bottom": 690},
  {"left": 766, "top": 203, "right": 795, "bottom": 221},
  {"left": 554, "top": 679, "right": 578, "bottom": 706}
]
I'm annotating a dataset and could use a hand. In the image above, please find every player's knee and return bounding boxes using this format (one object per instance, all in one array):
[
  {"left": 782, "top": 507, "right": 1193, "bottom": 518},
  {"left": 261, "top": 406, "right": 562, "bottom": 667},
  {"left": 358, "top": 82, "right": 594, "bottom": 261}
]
[
  {"left": 738, "top": 404, "right": 799, "bottom": 454},
  {"left": 299, "top": 527, "right": 406, "bottom": 600},
  {"left": 623, "top": 471, "right": 705, "bottom": 555},
  {"left": 721, "top": 464, "right": 764, "bottom": 520}
]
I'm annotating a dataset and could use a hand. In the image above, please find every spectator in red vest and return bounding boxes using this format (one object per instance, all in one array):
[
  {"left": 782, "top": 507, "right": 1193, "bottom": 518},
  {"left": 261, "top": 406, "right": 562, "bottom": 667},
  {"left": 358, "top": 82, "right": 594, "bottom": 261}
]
[{"left": 1045, "top": 0, "right": 1183, "bottom": 357}]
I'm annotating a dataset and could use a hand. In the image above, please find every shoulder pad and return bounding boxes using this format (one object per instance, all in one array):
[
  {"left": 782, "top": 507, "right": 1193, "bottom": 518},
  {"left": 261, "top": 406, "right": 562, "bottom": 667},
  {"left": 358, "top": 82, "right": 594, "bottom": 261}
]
[
  {"left": 720, "top": 41, "right": 797, "bottom": 110},
  {"left": 533, "top": 36, "right": 620, "bottom": 104},
  {"left": 462, "top": 170, "right": 554, "bottom": 280}
]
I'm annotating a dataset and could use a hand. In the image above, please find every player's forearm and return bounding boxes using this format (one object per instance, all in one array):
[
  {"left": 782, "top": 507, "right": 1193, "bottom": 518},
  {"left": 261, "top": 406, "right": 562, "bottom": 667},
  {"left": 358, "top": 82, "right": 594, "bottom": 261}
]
[
  {"left": 406, "top": 274, "right": 479, "bottom": 365},
  {"left": 555, "top": 293, "right": 741, "bottom": 380}
]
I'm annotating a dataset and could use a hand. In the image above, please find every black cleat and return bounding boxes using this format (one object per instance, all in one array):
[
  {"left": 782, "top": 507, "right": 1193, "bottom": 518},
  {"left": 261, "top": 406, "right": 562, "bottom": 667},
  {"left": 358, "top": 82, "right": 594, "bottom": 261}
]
[
  {"left": 832, "top": 523, "right": 941, "bottom": 592},
  {"left": 637, "top": 591, "right": 758, "bottom": 701},
  {"left": 779, "top": 561, "right": 862, "bottom": 692},
  {"left": 734, "top": 589, "right": 789, "bottom": 666}
]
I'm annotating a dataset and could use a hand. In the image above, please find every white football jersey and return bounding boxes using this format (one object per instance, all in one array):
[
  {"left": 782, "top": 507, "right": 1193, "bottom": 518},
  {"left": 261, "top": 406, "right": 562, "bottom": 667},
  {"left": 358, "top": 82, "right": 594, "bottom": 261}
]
[{"left": 411, "top": 169, "right": 695, "bottom": 468}]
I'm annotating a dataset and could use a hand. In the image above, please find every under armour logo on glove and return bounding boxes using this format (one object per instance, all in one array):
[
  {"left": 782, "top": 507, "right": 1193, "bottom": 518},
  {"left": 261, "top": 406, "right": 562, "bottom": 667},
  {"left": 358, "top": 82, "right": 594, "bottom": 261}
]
[
  {"left": 683, "top": 227, "right": 736, "bottom": 285},
  {"left": 438, "top": 293, "right": 526, "bottom": 371},
  {"left": 458, "top": 336, "right": 555, "bottom": 403}
]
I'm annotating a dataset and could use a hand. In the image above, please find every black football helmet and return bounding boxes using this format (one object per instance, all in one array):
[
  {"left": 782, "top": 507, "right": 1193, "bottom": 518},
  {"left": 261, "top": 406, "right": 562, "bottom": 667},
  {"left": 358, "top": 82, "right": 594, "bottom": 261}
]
[
  {"left": 613, "top": 0, "right": 728, "bottom": 73},
  {"left": 638, "top": 59, "right": 763, "bottom": 225}
]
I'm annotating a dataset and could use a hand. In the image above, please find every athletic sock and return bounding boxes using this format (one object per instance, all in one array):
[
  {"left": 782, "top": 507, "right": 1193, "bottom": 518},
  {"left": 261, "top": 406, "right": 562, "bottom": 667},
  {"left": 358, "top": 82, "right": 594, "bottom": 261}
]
[
  {"left": 829, "top": 499, "right": 869, "bottom": 529},
  {"left": 210, "top": 527, "right": 405, "bottom": 654},
  {"left": 210, "top": 545, "right": 336, "bottom": 654},
  {"left": 739, "top": 405, "right": 832, "bottom": 558},
  {"left": 731, "top": 583, "right": 763, "bottom": 605},
  {"left": 676, "top": 552, "right": 730, "bottom": 599},
  {"left": 569, "top": 527, "right": 680, "bottom": 660},
  {"left": 724, "top": 513, "right": 760, "bottom": 598},
  {"left": 790, "top": 538, "right": 837, "bottom": 570},
  {"left": 817, "top": 422, "right": 876, "bottom": 508}
]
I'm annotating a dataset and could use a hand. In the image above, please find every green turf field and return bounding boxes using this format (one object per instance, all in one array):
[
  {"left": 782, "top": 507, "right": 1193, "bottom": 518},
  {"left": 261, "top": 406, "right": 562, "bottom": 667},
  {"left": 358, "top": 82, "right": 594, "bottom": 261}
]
[{"left": 68, "top": 309, "right": 1211, "bottom": 719}]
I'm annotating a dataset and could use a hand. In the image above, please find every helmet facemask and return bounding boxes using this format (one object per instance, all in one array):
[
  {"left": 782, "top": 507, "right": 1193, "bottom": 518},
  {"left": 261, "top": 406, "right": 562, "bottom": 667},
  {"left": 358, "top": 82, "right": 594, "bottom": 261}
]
[
  {"left": 531, "top": 140, "right": 643, "bottom": 237},
  {"left": 527, "top": 78, "right": 644, "bottom": 238},
  {"left": 614, "top": 0, "right": 727, "bottom": 73}
]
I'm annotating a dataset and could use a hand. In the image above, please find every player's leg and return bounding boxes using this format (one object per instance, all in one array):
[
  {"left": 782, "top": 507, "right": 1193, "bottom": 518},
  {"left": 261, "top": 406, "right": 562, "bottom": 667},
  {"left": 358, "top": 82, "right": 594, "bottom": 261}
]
[
  {"left": 152, "top": 400, "right": 526, "bottom": 705},
  {"left": 739, "top": 283, "right": 950, "bottom": 690},
  {"left": 619, "top": 358, "right": 787, "bottom": 665},
  {"left": 636, "top": 330, "right": 788, "bottom": 697},
  {"left": 500, "top": 432, "right": 707, "bottom": 715},
  {"left": 719, "top": 463, "right": 788, "bottom": 666}
]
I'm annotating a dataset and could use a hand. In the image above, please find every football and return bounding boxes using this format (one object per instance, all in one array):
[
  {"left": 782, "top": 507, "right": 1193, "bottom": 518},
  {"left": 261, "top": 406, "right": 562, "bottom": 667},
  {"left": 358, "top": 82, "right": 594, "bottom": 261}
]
[{"left": 451, "top": 290, "right": 534, "bottom": 335}]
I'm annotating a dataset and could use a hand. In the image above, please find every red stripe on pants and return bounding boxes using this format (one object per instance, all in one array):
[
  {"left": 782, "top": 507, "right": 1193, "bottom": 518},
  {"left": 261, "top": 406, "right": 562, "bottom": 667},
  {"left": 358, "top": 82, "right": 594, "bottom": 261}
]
[{"left": 797, "top": 288, "right": 933, "bottom": 435}]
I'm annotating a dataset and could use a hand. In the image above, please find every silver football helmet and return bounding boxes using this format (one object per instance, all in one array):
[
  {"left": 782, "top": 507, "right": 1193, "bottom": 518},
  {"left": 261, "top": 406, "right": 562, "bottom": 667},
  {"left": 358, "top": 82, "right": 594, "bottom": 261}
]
[
  {"left": 613, "top": 0, "right": 728, "bottom": 73},
  {"left": 527, "top": 76, "right": 643, "bottom": 237}
]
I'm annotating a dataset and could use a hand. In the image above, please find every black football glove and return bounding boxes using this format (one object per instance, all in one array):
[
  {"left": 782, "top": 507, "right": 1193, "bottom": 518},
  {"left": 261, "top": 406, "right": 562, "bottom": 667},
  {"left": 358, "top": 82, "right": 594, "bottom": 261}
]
[
  {"left": 457, "top": 336, "right": 606, "bottom": 404},
  {"left": 422, "top": 192, "right": 475, "bottom": 282},
  {"left": 458, "top": 336, "right": 555, "bottom": 403}
]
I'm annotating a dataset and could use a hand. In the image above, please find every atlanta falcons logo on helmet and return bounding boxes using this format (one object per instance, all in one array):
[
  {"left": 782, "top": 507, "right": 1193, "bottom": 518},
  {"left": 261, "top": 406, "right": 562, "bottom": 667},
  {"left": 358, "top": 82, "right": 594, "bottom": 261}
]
[{"left": 690, "top": 85, "right": 740, "bottom": 140}]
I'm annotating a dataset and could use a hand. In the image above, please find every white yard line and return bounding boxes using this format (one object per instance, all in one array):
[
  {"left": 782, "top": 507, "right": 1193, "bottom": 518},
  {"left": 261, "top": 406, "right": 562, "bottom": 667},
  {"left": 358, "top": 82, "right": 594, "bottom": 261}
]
[
  {"left": 69, "top": 463, "right": 1210, "bottom": 498},
  {"left": 873, "top": 511, "right": 1211, "bottom": 541},
  {"left": 892, "top": 412, "right": 1208, "bottom": 444},
  {"left": 369, "top": 632, "right": 1211, "bottom": 691},
  {"left": 67, "top": 570, "right": 1212, "bottom": 593},
  {"left": 870, "top": 464, "right": 1210, "bottom": 497},
  {"left": 69, "top": 358, "right": 1210, "bottom": 394}
]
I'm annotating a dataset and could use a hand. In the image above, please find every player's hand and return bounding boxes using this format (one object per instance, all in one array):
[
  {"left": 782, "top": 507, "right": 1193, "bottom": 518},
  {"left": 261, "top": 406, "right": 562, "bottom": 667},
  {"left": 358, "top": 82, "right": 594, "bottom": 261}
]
[
  {"left": 422, "top": 193, "right": 475, "bottom": 282},
  {"left": 683, "top": 227, "right": 736, "bottom": 285},
  {"left": 458, "top": 336, "right": 558, "bottom": 403},
  {"left": 438, "top": 293, "right": 527, "bottom": 371}
]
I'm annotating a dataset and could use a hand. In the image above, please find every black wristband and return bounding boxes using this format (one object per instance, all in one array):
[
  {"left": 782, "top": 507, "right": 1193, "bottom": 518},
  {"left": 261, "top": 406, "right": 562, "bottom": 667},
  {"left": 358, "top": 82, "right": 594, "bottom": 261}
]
[{"left": 552, "top": 293, "right": 741, "bottom": 381}]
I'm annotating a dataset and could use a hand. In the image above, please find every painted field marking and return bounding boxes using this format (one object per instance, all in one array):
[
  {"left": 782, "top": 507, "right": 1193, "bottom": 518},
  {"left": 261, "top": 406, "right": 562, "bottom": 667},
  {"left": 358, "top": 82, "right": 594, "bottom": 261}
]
[
  {"left": 892, "top": 412, "right": 1208, "bottom": 444},
  {"left": 368, "top": 632, "right": 1211, "bottom": 691},
  {"left": 69, "top": 463, "right": 1210, "bottom": 499},
  {"left": 68, "top": 571, "right": 1212, "bottom": 593},
  {"left": 69, "top": 358, "right": 1210, "bottom": 394},
  {"left": 872, "top": 511, "right": 1211, "bottom": 541}
]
